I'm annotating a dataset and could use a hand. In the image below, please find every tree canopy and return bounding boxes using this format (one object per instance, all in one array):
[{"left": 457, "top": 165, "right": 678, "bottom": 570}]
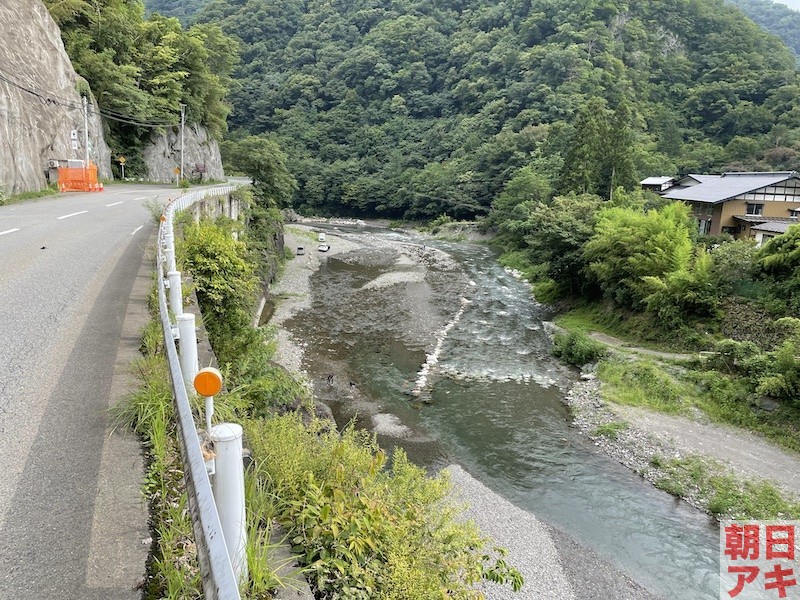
[
  {"left": 163, "top": 0, "right": 800, "bottom": 218},
  {"left": 47, "top": 0, "right": 238, "bottom": 175}
]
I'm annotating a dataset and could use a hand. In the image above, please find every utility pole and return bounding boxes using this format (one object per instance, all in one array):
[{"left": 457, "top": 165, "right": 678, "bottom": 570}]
[
  {"left": 82, "top": 95, "right": 90, "bottom": 168},
  {"left": 180, "top": 103, "right": 186, "bottom": 181}
]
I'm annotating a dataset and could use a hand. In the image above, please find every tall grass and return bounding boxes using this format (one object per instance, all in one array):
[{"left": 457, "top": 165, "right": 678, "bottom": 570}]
[
  {"left": 117, "top": 312, "right": 285, "bottom": 598},
  {"left": 651, "top": 455, "right": 800, "bottom": 519},
  {"left": 598, "top": 357, "right": 689, "bottom": 414}
]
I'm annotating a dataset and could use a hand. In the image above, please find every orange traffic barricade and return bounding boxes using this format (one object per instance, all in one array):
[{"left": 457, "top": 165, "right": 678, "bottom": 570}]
[{"left": 58, "top": 162, "right": 103, "bottom": 192}]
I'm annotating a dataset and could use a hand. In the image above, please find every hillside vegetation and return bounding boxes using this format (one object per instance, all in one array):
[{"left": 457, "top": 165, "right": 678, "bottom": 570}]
[
  {"left": 728, "top": 0, "right": 800, "bottom": 61},
  {"left": 45, "top": 0, "right": 237, "bottom": 176},
  {"left": 183, "top": 0, "right": 800, "bottom": 219}
]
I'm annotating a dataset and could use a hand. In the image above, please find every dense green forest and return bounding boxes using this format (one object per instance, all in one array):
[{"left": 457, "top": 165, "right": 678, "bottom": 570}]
[
  {"left": 727, "top": 0, "right": 800, "bottom": 61},
  {"left": 46, "top": 0, "right": 237, "bottom": 175},
  {"left": 170, "top": 0, "right": 800, "bottom": 219},
  {"left": 74, "top": 0, "right": 800, "bottom": 343},
  {"left": 143, "top": 0, "right": 209, "bottom": 24}
]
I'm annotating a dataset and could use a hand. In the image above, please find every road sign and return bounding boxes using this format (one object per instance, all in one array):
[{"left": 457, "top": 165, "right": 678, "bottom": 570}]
[
  {"left": 194, "top": 367, "right": 223, "bottom": 397},
  {"left": 174, "top": 167, "right": 181, "bottom": 175},
  {"left": 118, "top": 156, "right": 126, "bottom": 165}
]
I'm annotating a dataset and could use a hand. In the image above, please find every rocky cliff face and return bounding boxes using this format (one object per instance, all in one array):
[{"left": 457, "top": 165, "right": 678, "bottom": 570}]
[
  {"left": 143, "top": 124, "right": 225, "bottom": 182},
  {"left": 0, "top": 0, "right": 111, "bottom": 195}
]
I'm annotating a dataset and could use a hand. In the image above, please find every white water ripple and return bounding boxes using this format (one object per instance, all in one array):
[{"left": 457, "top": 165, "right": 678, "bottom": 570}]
[{"left": 411, "top": 296, "right": 471, "bottom": 397}]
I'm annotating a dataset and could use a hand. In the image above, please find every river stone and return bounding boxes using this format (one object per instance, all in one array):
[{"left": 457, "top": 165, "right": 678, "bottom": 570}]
[
  {"left": 372, "top": 413, "right": 413, "bottom": 437},
  {"left": 756, "top": 396, "right": 781, "bottom": 412}
]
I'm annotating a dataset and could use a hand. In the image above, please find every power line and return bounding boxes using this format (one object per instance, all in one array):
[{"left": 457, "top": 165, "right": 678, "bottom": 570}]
[
  {"left": 98, "top": 104, "right": 178, "bottom": 126},
  {"left": 0, "top": 68, "right": 80, "bottom": 109},
  {"left": 0, "top": 66, "right": 180, "bottom": 128},
  {"left": 98, "top": 111, "right": 179, "bottom": 128}
]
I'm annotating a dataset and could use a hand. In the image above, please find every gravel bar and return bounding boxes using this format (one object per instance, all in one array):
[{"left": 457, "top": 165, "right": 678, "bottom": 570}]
[{"left": 270, "top": 225, "right": 661, "bottom": 600}]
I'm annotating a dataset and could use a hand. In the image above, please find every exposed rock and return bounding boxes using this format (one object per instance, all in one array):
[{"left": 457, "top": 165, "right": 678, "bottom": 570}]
[
  {"left": 0, "top": 0, "right": 111, "bottom": 195},
  {"left": 142, "top": 123, "right": 224, "bottom": 183},
  {"left": 541, "top": 320, "right": 565, "bottom": 340},
  {"left": 755, "top": 396, "right": 781, "bottom": 412}
]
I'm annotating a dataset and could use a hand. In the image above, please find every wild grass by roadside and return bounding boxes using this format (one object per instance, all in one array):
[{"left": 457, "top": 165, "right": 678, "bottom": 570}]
[
  {"left": 554, "top": 304, "right": 709, "bottom": 352},
  {"left": 596, "top": 356, "right": 800, "bottom": 454},
  {"left": 593, "top": 421, "right": 629, "bottom": 440},
  {"left": 555, "top": 312, "right": 800, "bottom": 521},
  {"left": 114, "top": 316, "right": 285, "bottom": 599},
  {"left": 0, "top": 184, "right": 59, "bottom": 205},
  {"left": 246, "top": 414, "right": 523, "bottom": 599}
]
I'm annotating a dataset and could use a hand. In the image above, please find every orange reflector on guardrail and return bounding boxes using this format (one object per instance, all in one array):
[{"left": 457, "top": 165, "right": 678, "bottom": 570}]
[{"left": 194, "top": 367, "right": 223, "bottom": 397}]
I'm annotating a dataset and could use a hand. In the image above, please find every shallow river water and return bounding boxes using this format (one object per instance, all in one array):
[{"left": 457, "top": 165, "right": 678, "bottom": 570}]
[{"left": 285, "top": 226, "right": 720, "bottom": 599}]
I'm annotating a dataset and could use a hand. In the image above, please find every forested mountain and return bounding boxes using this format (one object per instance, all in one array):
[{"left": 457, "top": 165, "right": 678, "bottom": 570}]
[
  {"left": 45, "top": 0, "right": 237, "bottom": 176},
  {"left": 727, "top": 0, "right": 800, "bottom": 60},
  {"left": 185, "top": 0, "right": 800, "bottom": 218},
  {"left": 144, "top": 0, "right": 210, "bottom": 25}
]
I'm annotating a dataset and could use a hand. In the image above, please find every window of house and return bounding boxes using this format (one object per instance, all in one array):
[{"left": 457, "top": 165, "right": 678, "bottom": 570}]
[
  {"left": 746, "top": 203, "right": 764, "bottom": 215},
  {"left": 722, "top": 226, "right": 738, "bottom": 235}
]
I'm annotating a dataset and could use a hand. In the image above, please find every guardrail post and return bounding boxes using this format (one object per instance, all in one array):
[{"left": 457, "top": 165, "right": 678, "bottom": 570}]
[
  {"left": 164, "top": 231, "right": 177, "bottom": 272},
  {"left": 177, "top": 313, "right": 198, "bottom": 388},
  {"left": 165, "top": 246, "right": 176, "bottom": 274},
  {"left": 210, "top": 423, "right": 247, "bottom": 585},
  {"left": 167, "top": 271, "right": 183, "bottom": 316}
]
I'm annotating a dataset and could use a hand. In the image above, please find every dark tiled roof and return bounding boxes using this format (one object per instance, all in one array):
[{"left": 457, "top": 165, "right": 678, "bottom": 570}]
[
  {"left": 662, "top": 172, "right": 798, "bottom": 203},
  {"left": 733, "top": 215, "right": 799, "bottom": 224},
  {"left": 751, "top": 221, "right": 796, "bottom": 234}
]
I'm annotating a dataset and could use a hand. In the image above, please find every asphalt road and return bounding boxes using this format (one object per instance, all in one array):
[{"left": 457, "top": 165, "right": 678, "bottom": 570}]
[{"left": 0, "top": 184, "right": 174, "bottom": 599}]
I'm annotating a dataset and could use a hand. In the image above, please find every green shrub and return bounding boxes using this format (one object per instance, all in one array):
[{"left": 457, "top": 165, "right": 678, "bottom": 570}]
[
  {"left": 246, "top": 415, "right": 523, "bottom": 599},
  {"left": 641, "top": 250, "right": 720, "bottom": 329},
  {"left": 552, "top": 331, "right": 607, "bottom": 366},
  {"left": 707, "top": 338, "right": 762, "bottom": 374},
  {"left": 532, "top": 278, "right": 561, "bottom": 304},
  {"left": 426, "top": 213, "right": 453, "bottom": 233}
]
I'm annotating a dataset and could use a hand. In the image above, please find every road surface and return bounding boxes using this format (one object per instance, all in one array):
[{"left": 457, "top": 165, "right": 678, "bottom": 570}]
[{"left": 0, "top": 184, "right": 174, "bottom": 599}]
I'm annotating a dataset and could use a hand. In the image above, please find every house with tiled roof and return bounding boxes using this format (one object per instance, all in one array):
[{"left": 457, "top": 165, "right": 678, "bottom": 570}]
[{"left": 641, "top": 171, "right": 800, "bottom": 242}]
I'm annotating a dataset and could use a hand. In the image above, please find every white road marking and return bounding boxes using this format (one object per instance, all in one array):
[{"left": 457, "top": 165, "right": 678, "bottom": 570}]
[
  {"left": 134, "top": 196, "right": 147, "bottom": 200},
  {"left": 56, "top": 210, "right": 88, "bottom": 220},
  {"left": 0, "top": 228, "right": 20, "bottom": 236},
  {"left": 131, "top": 225, "right": 143, "bottom": 235},
  {"left": 106, "top": 201, "right": 123, "bottom": 207}
]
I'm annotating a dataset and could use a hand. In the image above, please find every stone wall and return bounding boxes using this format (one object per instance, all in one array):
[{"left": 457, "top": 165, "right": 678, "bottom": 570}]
[
  {"left": 0, "top": 0, "right": 111, "bottom": 195},
  {"left": 142, "top": 124, "right": 225, "bottom": 183}
]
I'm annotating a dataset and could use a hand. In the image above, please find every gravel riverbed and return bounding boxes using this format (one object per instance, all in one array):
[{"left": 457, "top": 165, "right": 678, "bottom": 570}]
[
  {"left": 268, "top": 223, "right": 659, "bottom": 599},
  {"left": 564, "top": 366, "right": 800, "bottom": 512}
]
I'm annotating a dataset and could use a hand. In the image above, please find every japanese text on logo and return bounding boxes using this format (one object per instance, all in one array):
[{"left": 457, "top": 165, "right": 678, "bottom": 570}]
[{"left": 721, "top": 521, "right": 799, "bottom": 599}]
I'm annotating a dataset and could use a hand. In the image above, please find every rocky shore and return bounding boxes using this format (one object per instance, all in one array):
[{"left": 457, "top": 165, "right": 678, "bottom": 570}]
[{"left": 559, "top": 348, "right": 800, "bottom": 515}]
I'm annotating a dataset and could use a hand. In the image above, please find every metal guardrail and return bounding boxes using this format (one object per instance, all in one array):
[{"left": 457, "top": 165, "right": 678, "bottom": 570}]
[{"left": 156, "top": 185, "right": 241, "bottom": 600}]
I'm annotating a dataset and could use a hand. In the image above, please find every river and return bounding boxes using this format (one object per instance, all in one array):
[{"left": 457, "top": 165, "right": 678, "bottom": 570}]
[{"left": 284, "top": 225, "right": 720, "bottom": 599}]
